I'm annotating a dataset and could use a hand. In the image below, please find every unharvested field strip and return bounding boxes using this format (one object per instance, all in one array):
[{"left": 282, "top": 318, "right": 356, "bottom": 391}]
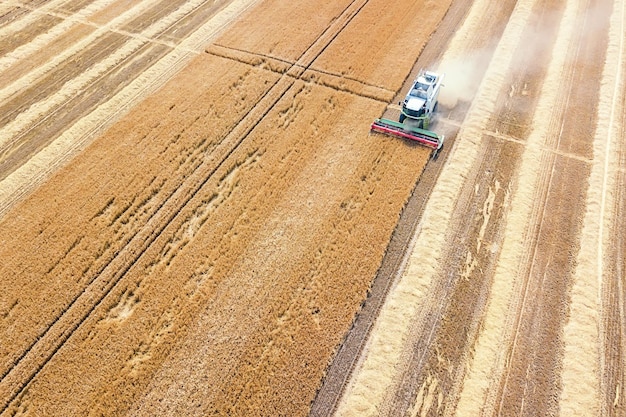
[
  {"left": 0, "top": 0, "right": 387, "bottom": 410},
  {"left": 282, "top": 0, "right": 370, "bottom": 80},
  {"left": 0, "top": 0, "right": 452, "bottom": 414},
  {"left": 0, "top": 0, "right": 268, "bottom": 382},
  {"left": 5, "top": 81, "right": 408, "bottom": 417},
  {"left": 146, "top": 88, "right": 401, "bottom": 416},
  {"left": 305, "top": 0, "right": 443, "bottom": 93},
  {"left": 309, "top": 135, "right": 455, "bottom": 417},
  {"left": 0, "top": 55, "right": 283, "bottom": 413},
  {"left": 0, "top": 31, "right": 305, "bottom": 399},
  {"left": 209, "top": 42, "right": 296, "bottom": 67},
  {"left": 300, "top": 67, "right": 396, "bottom": 104}
]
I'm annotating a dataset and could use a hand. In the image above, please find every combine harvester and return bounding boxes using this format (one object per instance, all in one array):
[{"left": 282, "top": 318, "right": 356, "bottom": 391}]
[{"left": 371, "top": 70, "right": 444, "bottom": 156}]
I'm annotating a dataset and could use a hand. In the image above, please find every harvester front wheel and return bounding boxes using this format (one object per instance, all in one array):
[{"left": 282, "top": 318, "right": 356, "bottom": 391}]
[{"left": 399, "top": 113, "right": 406, "bottom": 123}]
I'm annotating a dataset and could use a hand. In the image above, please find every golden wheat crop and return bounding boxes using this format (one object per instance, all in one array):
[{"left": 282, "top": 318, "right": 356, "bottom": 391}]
[{"left": 0, "top": 0, "right": 446, "bottom": 415}]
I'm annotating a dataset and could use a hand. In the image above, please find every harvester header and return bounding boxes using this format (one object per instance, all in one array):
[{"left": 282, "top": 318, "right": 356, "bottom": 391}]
[{"left": 371, "top": 118, "right": 442, "bottom": 150}]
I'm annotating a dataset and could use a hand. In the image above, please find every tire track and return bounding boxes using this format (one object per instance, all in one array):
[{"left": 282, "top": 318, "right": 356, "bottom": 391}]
[
  {"left": 560, "top": 0, "right": 626, "bottom": 414},
  {"left": 0, "top": 0, "right": 375, "bottom": 411},
  {"left": 206, "top": 44, "right": 395, "bottom": 103}
]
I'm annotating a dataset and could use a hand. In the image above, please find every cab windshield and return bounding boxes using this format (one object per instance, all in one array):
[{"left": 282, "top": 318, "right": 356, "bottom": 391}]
[{"left": 409, "top": 82, "right": 429, "bottom": 99}]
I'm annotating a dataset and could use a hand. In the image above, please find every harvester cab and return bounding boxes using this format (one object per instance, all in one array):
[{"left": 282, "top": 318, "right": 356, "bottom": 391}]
[
  {"left": 370, "top": 70, "right": 445, "bottom": 157},
  {"left": 399, "top": 70, "right": 443, "bottom": 128}
]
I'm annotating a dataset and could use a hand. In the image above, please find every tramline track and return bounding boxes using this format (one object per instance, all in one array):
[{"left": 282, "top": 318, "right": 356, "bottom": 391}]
[{"left": 0, "top": 0, "right": 377, "bottom": 411}]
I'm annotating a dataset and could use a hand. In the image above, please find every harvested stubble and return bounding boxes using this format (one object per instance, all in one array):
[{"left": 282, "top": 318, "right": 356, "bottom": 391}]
[{"left": 0, "top": 0, "right": 448, "bottom": 414}]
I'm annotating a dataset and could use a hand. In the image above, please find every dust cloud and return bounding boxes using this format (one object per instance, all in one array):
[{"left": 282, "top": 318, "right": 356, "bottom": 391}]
[{"left": 436, "top": 45, "right": 495, "bottom": 109}]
